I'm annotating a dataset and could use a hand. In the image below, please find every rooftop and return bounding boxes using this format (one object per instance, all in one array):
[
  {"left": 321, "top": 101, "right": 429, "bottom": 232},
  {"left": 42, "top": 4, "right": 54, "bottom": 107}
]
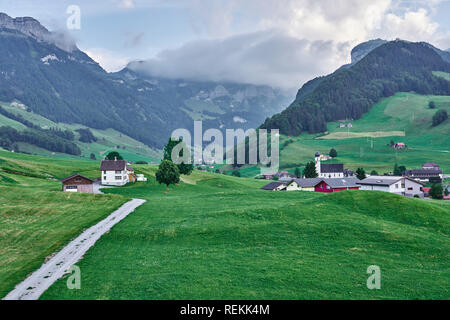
[
  {"left": 100, "top": 160, "right": 127, "bottom": 171},
  {"left": 320, "top": 163, "right": 344, "bottom": 173}
]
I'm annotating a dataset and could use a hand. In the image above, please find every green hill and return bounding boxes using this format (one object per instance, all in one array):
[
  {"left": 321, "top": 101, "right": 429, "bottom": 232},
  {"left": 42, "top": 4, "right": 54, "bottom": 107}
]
[
  {"left": 0, "top": 150, "right": 448, "bottom": 299},
  {"left": 261, "top": 40, "right": 450, "bottom": 136},
  {"left": 278, "top": 92, "right": 450, "bottom": 173},
  {"left": 0, "top": 101, "right": 160, "bottom": 162},
  {"left": 38, "top": 161, "right": 449, "bottom": 299}
]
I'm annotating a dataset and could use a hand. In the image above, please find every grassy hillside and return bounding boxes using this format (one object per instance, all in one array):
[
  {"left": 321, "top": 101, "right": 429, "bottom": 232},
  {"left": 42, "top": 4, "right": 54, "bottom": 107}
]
[
  {"left": 39, "top": 167, "right": 450, "bottom": 300},
  {"left": 0, "top": 101, "right": 160, "bottom": 162},
  {"left": 278, "top": 92, "right": 450, "bottom": 173},
  {"left": 0, "top": 150, "right": 129, "bottom": 297}
]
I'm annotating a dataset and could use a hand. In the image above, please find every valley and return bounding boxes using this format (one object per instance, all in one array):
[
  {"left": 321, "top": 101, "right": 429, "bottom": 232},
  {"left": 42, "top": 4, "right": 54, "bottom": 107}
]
[{"left": 0, "top": 150, "right": 448, "bottom": 300}]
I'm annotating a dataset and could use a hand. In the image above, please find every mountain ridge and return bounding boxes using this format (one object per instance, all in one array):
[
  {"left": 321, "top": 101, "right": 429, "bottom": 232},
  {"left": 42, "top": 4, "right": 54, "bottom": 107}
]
[
  {"left": 261, "top": 40, "right": 450, "bottom": 136},
  {"left": 0, "top": 13, "right": 291, "bottom": 151}
]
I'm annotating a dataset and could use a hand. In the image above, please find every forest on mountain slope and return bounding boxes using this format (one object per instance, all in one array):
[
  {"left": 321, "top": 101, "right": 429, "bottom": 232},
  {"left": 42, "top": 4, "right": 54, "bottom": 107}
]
[{"left": 260, "top": 41, "right": 450, "bottom": 136}]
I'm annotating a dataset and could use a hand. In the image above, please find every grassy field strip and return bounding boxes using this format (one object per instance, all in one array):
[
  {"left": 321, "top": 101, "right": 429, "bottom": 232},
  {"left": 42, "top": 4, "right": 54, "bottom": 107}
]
[
  {"left": 3, "top": 198, "right": 146, "bottom": 300},
  {"left": 317, "top": 131, "right": 406, "bottom": 140}
]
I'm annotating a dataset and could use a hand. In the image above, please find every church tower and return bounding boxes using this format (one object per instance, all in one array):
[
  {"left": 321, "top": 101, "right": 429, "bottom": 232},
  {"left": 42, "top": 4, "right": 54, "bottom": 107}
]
[{"left": 315, "top": 152, "right": 321, "bottom": 176}]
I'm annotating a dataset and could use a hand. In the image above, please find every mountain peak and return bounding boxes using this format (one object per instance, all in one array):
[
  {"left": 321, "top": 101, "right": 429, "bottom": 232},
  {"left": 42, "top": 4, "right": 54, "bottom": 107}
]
[
  {"left": 351, "top": 39, "right": 388, "bottom": 64},
  {"left": 0, "top": 12, "right": 49, "bottom": 40}
]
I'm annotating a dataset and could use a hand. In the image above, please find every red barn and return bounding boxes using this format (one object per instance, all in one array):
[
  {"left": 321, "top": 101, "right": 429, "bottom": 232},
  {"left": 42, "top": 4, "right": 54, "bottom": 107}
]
[{"left": 314, "top": 178, "right": 360, "bottom": 193}]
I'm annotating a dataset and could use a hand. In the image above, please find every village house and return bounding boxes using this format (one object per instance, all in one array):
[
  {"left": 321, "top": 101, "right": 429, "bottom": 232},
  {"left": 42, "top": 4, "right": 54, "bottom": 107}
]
[
  {"left": 260, "top": 182, "right": 287, "bottom": 191},
  {"left": 61, "top": 174, "right": 94, "bottom": 193},
  {"left": 357, "top": 176, "right": 424, "bottom": 197},
  {"left": 422, "top": 162, "right": 440, "bottom": 170},
  {"left": 100, "top": 159, "right": 132, "bottom": 186},
  {"left": 403, "top": 169, "right": 442, "bottom": 182},
  {"left": 393, "top": 142, "right": 406, "bottom": 150},
  {"left": 315, "top": 152, "right": 344, "bottom": 178},
  {"left": 314, "top": 178, "right": 360, "bottom": 193},
  {"left": 285, "top": 178, "right": 321, "bottom": 192}
]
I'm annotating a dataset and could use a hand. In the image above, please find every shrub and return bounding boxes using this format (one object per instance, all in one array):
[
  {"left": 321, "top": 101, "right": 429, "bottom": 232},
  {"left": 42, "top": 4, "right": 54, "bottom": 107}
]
[{"left": 432, "top": 110, "right": 448, "bottom": 127}]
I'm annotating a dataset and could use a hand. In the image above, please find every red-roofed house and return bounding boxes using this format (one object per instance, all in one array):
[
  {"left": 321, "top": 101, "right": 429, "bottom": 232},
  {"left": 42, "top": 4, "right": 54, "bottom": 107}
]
[{"left": 394, "top": 142, "right": 406, "bottom": 149}]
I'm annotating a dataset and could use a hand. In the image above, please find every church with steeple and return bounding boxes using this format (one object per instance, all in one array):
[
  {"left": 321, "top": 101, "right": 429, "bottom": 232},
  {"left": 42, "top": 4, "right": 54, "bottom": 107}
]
[{"left": 315, "top": 152, "right": 344, "bottom": 178}]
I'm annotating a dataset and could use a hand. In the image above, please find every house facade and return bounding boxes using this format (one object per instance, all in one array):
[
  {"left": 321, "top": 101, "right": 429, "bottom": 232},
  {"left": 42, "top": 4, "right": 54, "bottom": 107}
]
[
  {"left": 286, "top": 178, "right": 321, "bottom": 192},
  {"left": 403, "top": 169, "right": 442, "bottom": 182},
  {"left": 314, "top": 178, "right": 360, "bottom": 193},
  {"left": 61, "top": 174, "right": 94, "bottom": 193},
  {"left": 357, "top": 176, "right": 423, "bottom": 197},
  {"left": 261, "top": 182, "right": 287, "bottom": 191},
  {"left": 100, "top": 160, "right": 131, "bottom": 186}
]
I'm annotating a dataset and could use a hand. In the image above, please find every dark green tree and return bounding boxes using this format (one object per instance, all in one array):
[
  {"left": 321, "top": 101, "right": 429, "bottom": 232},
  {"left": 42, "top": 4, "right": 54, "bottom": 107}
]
[
  {"left": 155, "top": 160, "right": 180, "bottom": 193},
  {"left": 163, "top": 138, "right": 194, "bottom": 175},
  {"left": 356, "top": 168, "right": 366, "bottom": 180},
  {"left": 232, "top": 170, "right": 241, "bottom": 177},
  {"left": 370, "top": 170, "right": 378, "bottom": 175},
  {"left": 428, "top": 101, "right": 436, "bottom": 109},
  {"left": 432, "top": 110, "right": 448, "bottom": 127},
  {"left": 105, "top": 151, "right": 123, "bottom": 160},
  {"left": 294, "top": 167, "right": 301, "bottom": 178},
  {"left": 429, "top": 184, "right": 443, "bottom": 200},
  {"left": 90, "top": 153, "right": 96, "bottom": 160},
  {"left": 329, "top": 148, "right": 338, "bottom": 158},
  {"left": 304, "top": 161, "right": 318, "bottom": 178},
  {"left": 393, "top": 163, "right": 401, "bottom": 176}
]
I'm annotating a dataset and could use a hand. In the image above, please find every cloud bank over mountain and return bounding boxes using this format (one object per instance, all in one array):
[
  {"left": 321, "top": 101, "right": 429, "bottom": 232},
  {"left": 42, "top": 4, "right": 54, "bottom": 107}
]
[
  {"left": 128, "top": 30, "right": 351, "bottom": 89},
  {"left": 127, "top": 0, "right": 450, "bottom": 89}
]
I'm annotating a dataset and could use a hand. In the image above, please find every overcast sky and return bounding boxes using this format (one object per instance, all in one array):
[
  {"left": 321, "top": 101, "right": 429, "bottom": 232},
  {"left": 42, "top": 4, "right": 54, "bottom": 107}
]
[{"left": 1, "top": 0, "right": 450, "bottom": 89}]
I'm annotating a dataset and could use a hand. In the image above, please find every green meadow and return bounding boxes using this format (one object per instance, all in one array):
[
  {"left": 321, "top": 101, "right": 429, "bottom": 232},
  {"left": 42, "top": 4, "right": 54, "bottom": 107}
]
[
  {"left": 0, "top": 150, "right": 129, "bottom": 297},
  {"left": 0, "top": 150, "right": 448, "bottom": 300},
  {"left": 278, "top": 92, "right": 450, "bottom": 173},
  {"left": 38, "top": 165, "right": 450, "bottom": 300},
  {"left": 0, "top": 101, "right": 160, "bottom": 162}
]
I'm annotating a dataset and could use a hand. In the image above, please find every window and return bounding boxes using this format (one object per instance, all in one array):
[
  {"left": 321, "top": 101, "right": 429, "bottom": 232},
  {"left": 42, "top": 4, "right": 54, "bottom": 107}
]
[
  {"left": 408, "top": 187, "right": 413, "bottom": 191},
  {"left": 395, "top": 184, "right": 399, "bottom": 188},
  {"left": 104, "top": 176, "right": 106, "bottom": 180},
  {"left": 115, "top": 170, "right": 121, "bottom": 174},
  {"left": 103, "top": 170, "right": 106, "bottom": 174},
  {"left": 66, "top": 186, "right": 77, "bottom": 190},
  {"left": 115, "top": 176, "right": 122, "bottom": 180}
]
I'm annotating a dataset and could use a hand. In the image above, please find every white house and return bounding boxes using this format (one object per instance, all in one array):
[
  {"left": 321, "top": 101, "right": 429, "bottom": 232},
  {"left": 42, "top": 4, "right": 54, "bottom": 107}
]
[
  {"left": 100, "top": 159, "right": 131, "bottom": 186},
  {"left": 357, "top": 176, "right": 424, "bottom": 197},
  {"left": 315, "top": 152, "right": 344, "bottom": 178}
]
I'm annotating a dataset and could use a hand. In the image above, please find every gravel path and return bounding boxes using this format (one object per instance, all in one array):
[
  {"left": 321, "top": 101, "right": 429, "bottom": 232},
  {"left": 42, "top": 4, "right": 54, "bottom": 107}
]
[{"left": 2, "top": 198, "right": 146, "bottom": 300}]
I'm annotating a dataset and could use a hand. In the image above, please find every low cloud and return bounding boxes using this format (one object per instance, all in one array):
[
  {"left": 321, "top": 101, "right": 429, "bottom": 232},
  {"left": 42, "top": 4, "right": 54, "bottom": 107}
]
[
  {"left": 84, "top": 47, "right": 130, "bottom": 72},
  {"left": 128, "top": 30, "right": 352, "bottom": 89}
]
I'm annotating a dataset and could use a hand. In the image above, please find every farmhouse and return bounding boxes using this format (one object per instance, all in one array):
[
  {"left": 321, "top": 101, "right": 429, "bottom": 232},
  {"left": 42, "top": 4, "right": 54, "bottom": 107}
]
[
  {"left": 314, "top": 178, "right": 360, "bottom": 193},
  {"left": 61, "top": 174, "right": 94, "bottom": 193},
  {"left": 403, "top": 169, "right": 442, "bottom": 182},
  {"left": 100, "top": 159, "right": 132, "bottom": 186},
  {"left": 422, "top": 162, "right": 440, "bottom": 170},
  {"left": 357, "top": 176, "right": 423, "bottom": 197},
  {"left": 261, "top": 182, "right": 287, "bottom": 191},
  {"left": 286, "top": 178, "right": 321, "bottom": 191},
  {"left": 393, "top": 142, "right": 406, "bottom": 149}
]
